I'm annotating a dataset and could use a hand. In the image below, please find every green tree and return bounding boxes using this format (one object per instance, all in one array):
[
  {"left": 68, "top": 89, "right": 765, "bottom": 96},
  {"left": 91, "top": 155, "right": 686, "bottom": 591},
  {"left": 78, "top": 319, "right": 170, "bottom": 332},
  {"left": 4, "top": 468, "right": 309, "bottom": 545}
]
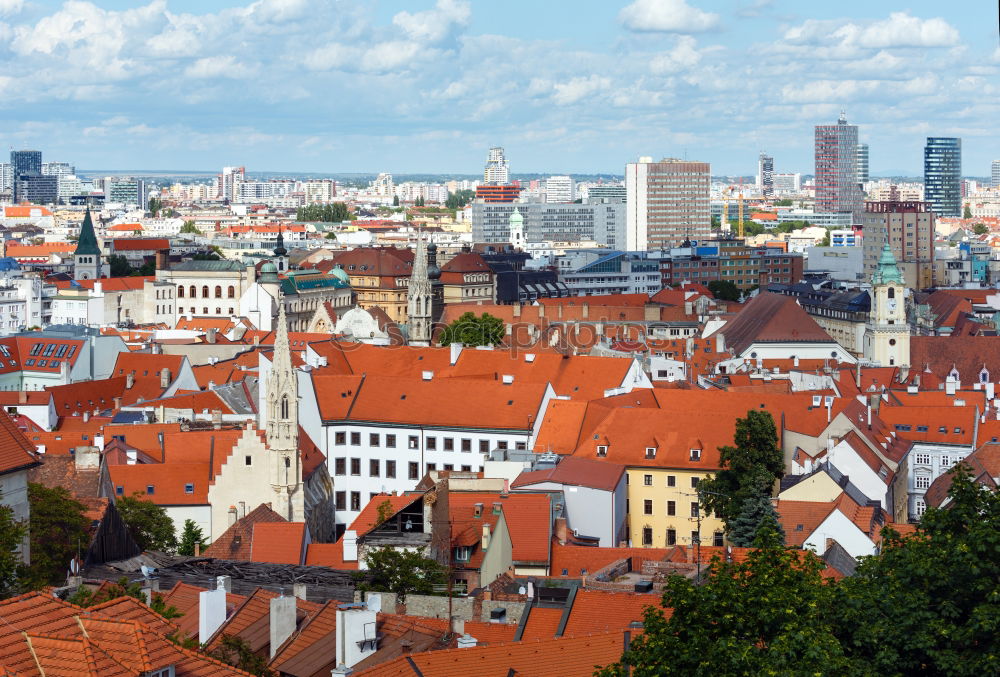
[
  {"left": 834, "top": 464, "right": 1000, "bottom": 675},
  {"left": 207, "top": 635, "right": 276, "bottom": 677},
  {"left": 437, "top": 311, "right": 504, "bottom": 347},
  {"left": 821, "top": 229, "right": 832, "bottom": 246},
  {"left": 0, "top": 499, "right": 25, "bottom": 598},
  {"left": 148, "top": 196, "right": 162, "bottom": 216},
  {"left": 597, "top": 527, "right": 848, "bottom": 676},
  {"left": 445, "top": 189, "right": 475, "bottom": 209},
  {"left": 179, "top": 220, "right": 202, "bottom": 235},
  {"left": 698, "top": 410, "right": 783, "bottom": 529},
  {"left": 295, "top": 202, "right": 352, "bottom": 223},
  {"left": 117, "top": 493, "right": 177, "bottom": 553},
  {"left": 354, "top": 547, "right": 448, "bottom": 604},
  {"left": 67, "top": 576, "right": 182, "bottom": 619},
  {"left": 774, "top": 198, "right": 793, "bottom": 207},
  {"left": 107, "top": 254, "right": 133, "bottom": 277},
  {"left": 973, "top": 222, "right": 988, "bottom": 235},
  {"left": 964, "top": 204, "right": 973, "bottom": 219},
  {"left": 728, "top": 485, "right": 784, "bottom": 547},
  {"left": 26, "top": 484, "right": 89, "bottom": 588},
  {"left": 177, "top": 519, "right": 206, "bottom": 556},
  {"left": 392, "top": 195, "right": 399, "bottom": 206},
  {"left": 706, "top": 280, "right": 740, "bottom": 302}
]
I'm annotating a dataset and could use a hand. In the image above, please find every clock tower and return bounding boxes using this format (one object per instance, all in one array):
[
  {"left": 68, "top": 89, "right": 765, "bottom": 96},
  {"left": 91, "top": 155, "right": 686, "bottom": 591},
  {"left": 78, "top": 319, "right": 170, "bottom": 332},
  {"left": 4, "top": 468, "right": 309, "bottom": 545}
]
[{"left": 864, "top": 243, "right": 909, "bottom": 367}]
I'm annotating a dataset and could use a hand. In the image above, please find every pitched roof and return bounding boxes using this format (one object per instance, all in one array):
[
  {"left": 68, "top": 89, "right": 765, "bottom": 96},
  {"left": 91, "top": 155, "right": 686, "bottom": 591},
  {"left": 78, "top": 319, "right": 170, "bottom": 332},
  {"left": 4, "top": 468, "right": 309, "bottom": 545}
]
[
  {"left": 511, "top": 456, "right": 624, "bottom": 492},
  {"left": 562, "top": 591, "right": 655, "bottom": 636},
  {"left": 0, "top": 409, "right": 39, "bottom": 475},
  {"left": 448, "top": 493, "right": 551, "bottom": 564},
  {"left": 111, "top": 238, "right": 170, "bottom": 251},
  {"left": 75, "top": 209, "right": 100, "bottom": 256},
  {"left": 910, "top": 336, "right": 1000, "bottom": 383},
  {"left": 250, "top": 522, "right": 308, "bottom": 565},
  {"left": 925, "top": 442, "right": 1000, "bottom": 508},
  {"left": 203, "top": 503, "right": 287, "bottom": 561},
  {"left": 717, "top": 292, "right": 836, "bottom": 355}
]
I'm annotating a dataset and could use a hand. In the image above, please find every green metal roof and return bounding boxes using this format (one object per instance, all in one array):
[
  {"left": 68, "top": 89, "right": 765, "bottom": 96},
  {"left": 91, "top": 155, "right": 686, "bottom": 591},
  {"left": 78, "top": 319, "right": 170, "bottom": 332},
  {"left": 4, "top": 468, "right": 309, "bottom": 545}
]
[
  {"left": 872, "top": 243, "right": 903, "bottom": 286},
  {"left": 74, "top": 210, "right": 101, "bottom": 257}
]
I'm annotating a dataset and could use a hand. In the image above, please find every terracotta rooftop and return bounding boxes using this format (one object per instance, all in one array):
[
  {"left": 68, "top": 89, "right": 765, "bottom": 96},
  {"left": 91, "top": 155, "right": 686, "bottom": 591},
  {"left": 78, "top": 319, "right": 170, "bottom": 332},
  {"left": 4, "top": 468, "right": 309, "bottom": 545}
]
[
  {"left": 511, "top": 456, "right": 625, "bottom": 492},
  {"left": 203, "top": 503, "right": 286, "bottom": 561},
  {"left": 715, "top": 292, "right": 836, "bottom": 355}
]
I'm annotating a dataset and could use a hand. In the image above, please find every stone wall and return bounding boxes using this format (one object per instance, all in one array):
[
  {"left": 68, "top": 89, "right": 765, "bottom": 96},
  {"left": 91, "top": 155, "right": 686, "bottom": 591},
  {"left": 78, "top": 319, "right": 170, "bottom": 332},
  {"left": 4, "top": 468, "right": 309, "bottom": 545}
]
[{"left": 355, "top": 590, "right": 525, "bottom": 624}]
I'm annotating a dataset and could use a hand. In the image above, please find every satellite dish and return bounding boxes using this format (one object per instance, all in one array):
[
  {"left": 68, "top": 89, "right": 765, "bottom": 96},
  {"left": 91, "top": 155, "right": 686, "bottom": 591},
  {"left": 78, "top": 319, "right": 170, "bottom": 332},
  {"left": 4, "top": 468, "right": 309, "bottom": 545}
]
[
  {"left": 69, "top": 558, "right": 80, "bottom": 575},
  {"left": 140, "top": 565, "right": 155, "bottom": 579}
]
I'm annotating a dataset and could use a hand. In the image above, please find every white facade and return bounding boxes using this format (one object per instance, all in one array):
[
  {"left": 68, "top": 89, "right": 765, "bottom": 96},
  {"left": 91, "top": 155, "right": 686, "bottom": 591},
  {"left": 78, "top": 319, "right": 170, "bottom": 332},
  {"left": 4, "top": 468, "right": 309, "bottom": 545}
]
[
  {"left": 624, "top": 159, "right": 649, "bottom": 251},
  {"left": 803, "top": 508, "right": 877, "bottom": 559},
  {"left": 907, "top": 442, "right": 972, "bottom": 521},
  {"left": 484, "top": 147, "right": 509, "bottom": 185},
  {"left": 545, "top": 176, "right": 575, "bottom": 204}
]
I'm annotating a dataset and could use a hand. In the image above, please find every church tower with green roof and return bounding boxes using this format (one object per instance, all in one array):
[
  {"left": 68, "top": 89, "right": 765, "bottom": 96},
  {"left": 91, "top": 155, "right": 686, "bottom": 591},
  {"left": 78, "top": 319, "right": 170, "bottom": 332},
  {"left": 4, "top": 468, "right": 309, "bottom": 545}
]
[
  {"left": 864, "top": 242, "right": 909, "bottom": 367},
  {"left": 73, "top": 209, "right": 102, "bottom": 280}
]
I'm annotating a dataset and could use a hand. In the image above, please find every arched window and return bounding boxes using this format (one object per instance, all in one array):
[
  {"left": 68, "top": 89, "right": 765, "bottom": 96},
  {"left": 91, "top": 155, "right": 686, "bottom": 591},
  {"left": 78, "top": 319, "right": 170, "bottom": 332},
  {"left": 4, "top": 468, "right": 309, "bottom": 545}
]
[
  {"left": 227, "top": 286, "right": 235, "bottom": 298},
  {"left": 189, "top": 285, "right": 196, "bottom": 298},
  {"left": 228, "top": 307, "right": 234, "bottom": 315},
  {"left": 202, "top": 307, "right": 208, "bottom": 314},
  {"left": 215, "top": 286, "right": 222, "bottom": 298},
  {"left": 888, "top": 287, "right": 895, "bottom": 299},
  {"left": 284, "top": 456, "right": 291, "bottom": 468},
  {"left": 177, "top": 286, "right": 184, "bottom": 298},
  {"left": 202, "top": 286, "right": 209, "bottom": 298},
  {"left": 215, "top": 307, "right": 221, "bottom": 315},
  {"left": 280, "top": 395, "right": 289, "bottom": 419}
]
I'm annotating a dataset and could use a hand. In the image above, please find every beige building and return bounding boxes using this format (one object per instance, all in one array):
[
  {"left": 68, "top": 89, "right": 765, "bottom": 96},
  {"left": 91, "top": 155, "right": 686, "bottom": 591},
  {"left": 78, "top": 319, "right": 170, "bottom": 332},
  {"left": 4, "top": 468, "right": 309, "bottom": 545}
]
[
  {"left": 863, "top": 201, "right": 935, "bottom": 290},
  {"left": 157, "top": 260, "right": 257, "bottom": 321},
  {"left": 626, "top": 158, "right": 711, "bottom": 251}
]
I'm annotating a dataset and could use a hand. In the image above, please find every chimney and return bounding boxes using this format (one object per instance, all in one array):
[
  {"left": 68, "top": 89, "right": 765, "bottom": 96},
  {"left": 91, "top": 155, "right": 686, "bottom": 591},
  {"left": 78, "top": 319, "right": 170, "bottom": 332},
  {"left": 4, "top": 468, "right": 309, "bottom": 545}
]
[
  {"left": 450, "top": 342, "right": 463, "bottom": 366},
  {"left": 207, "top": 328, "right": 217, "bottom": 344},
  {"left": 457, "top": 634, "right": 478, "bottom": 649},
  {"left": 512, "top": 303, "right": 521, "bottom": 319},
  {"left": 866, "top": 404, "right": 872, "bottom": 429},
  {"left": 212, "top": 410, "right": 222, "bottom": 430},
  {"left": 336, "top": 603, "right": 378, "bottom": 668},
  {"left": 715, "top": 332, "right": 725, "bottom": 354},
  {"left": 74, "top": 446, "right": 100, "bottom": 470},
  {"left": 126, "top": 371, "right": 135, "bottom": 389},
  {"left": 155, "top": 250, "right": 168, "bottom": 271},
  {"left": 113, "top": 396, "right": 122, "bottom": 410},
  {"left": 482, "top": 523, "right": 491, "bottom": 550},
  {"left": 160, "top": 368, "right": 171, "bottom": 388},
  {"left": 82, "top": 411, "right": 89, "bottom": 423},
  {"left": 342, "top": 530, "right": 358, "bottom": 562},
  {"left": 198, "top": 587, "right": 227, "bottom": 643},
  {"left": 269, "top": 594, "right": 297, "bottom": 659},
  {"left": 855, "top": 362, "right": 862, "bottom": 389},
  {"left": 581, "top": 303, "right": 588, "bottom": 320},
  {"left": 421, "top": 370, "right": 433, "bottom": 381},
  {"left": 228, "top": 505, "right": 238, "bottom": 527},
  {"left": 17, "top": 390, "right": 25, "bottom": 405}
]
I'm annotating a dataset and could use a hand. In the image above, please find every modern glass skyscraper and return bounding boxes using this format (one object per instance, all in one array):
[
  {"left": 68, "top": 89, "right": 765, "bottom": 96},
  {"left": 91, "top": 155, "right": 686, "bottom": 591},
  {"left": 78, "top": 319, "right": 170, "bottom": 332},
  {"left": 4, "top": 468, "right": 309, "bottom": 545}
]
[
  {"left": 991, "top": 159, "right": 1000, "bottom": 188},
  {"left": 924, "top": 138, "right": 961, "bottom": 217},
  {"left": 758, "top": 152, "right": 774, "bottom": 198},
  {"left": 856, "top": 144, "right": 869, "bottom": 185},
  {"left": 814, "top": 113, "right": 862, "bottom": 222},
  {"left": 10, "top": 150, "right": 42, "bottom": 203}
]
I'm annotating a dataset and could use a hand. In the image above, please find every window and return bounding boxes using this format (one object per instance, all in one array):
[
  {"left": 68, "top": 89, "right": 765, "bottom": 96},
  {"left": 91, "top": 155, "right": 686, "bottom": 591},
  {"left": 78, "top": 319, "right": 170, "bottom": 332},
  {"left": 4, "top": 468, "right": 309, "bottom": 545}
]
[
  {"left": 427, "top": 463, "right": 436, "bottom": 472},
  {"left": 497, "top": 441, "right": 508, "bottom": 450},
  {"left": 645, "top": 447, "right": 656, "bottom": 459},
  {"left": 916, "top": 425, "right": 928, "bottom": 432},
  {"left": 461, "top": 465, "right": 471, "bottom": 472},
  {"left": 334, "top": 458, "right": 346, "bottom": 475},
  {"left": 189, "top": 285, "right": 196, "bottom": 298},
  {"left": 915, "top": 453, "right": 930, "bottom": 465},
  {"left": 915, "top": 474, "right": 931, "bottom": 489},
  {"left": 597, "top": 445, "right": 607, "bottom": 457},
  {"left": 369, "top": 459, "right": 380, "bottom": 477},
  {"left": 666, "top": 475, "right": 676, "bottom": 487},
  {"left": 350, "top": 432, "right": 361, "bottom": 445},
  {"left": 454, "top": 546, "right": 470, "bottom": 562},
  {"left": 409, "top": 436, "right": 419, "bottom": 450},
  {"left": 666, "top": 529, "right": 676, "bottom": 545},
  {"left": 643, "top": 499, "right": 653, "bottom": 515},
  {"left": 690, "top": 502, "right": 700, "bottom": 517},
  {"left": 408, "top": 462, "right": 419, "bottom": 479},
  {"left": 642, "top": 527, "right": 653, "bottom": 546},
  {"left": 386, "top": 460, "right": 396, "bottom": 478},
  {"left": 690, "top": 448, "right": 702, "bottom": 461},
  {"left": 386, "top": 434, "right": 396, "bottom": 448},
  {"left": 444, "top": 464, "right": 454, "bottom": 471},
  {"left": 184, "top": 483, "right": 194, "bottom": 494},
  {"left": 667, "top": 500, "right": 676, "bottom": 516},
  {"left": 370, "top": 433, "right": 380, "bottom": 447},
  {"left": 350, "top": 458, "right": 360, "bottom": 476},
  {"left": 214, "top": 285, "right": 222, "bottom": 298},
  {"left": 691, "top": 531, "right": 700, "bottom": 544},
  {"left": 479, "top": 439, "right": 489, "bottom": 453},
  {"left": 691, "top": 477, "right": 700, "bottom": 488},
  {"left": 915, "top": 499, "right": 926, "bottom": 517},
  {"left": 461, "top": 439, "right": 471, "bottom": 452},
  {"left": 714, "top": 531, "right": 724, "bottom": 547},
  {"left": 115, "top": 485, "right": 123, "bottom": 496},
  {"left": 350, "top": 492, "right": 361, "bottom": 511},
  {"left": 335, "top": 432, "right": 346, "bottom": 446},
  {"left": 443, "top": 438, "right": 454, "bottom": 451},
  {"left": 940, "top": 456, "right": 950, "bottom": 467},
  {"left": 643, "top": 474, "right": 653, "bottom": 486},
  {"left": 201, "top": 286, "right": 209, "bottom": 298},
  {"left": 146, "top": 485, "right": 155, "bottom": 495},
  {"left": 427, "top": 437, "right": 437, "bottom": 451},
  {"left": 178, "top": 286, "right": 184, "bottom": 298},
  {"left": 228, "top": 286, "right": 235, "bottom": 298},
  {"left": 335, "top": 492, "right": 345, "bottom": 510}
]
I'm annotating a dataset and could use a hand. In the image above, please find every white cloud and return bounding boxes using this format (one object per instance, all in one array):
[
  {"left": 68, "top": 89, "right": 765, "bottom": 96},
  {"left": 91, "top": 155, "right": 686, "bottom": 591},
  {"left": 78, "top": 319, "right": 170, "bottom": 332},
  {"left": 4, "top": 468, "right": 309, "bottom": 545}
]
[
  {"left": 649, "top": 36, "right": 704, "bottom": 74},
  {"left": 393, "top": 0, "right": 470, "bottom": 44},
  {"left": 619, "top": 0, "right": 720, "bottom": 33},
  {"left": 0, "top": 0, "right": 23, "bottom": 16},
  {"left": 184, "top": 55, "right": 253, "bottom": 79},
  {"left": 784, "top": 12, "right": 958, "bottom": 49},
  {"left": 551, "top": 75, "right": 611, "bottom": 105},
  {"left": 360, "top": 41, "right": 422, "bottom": 73}
]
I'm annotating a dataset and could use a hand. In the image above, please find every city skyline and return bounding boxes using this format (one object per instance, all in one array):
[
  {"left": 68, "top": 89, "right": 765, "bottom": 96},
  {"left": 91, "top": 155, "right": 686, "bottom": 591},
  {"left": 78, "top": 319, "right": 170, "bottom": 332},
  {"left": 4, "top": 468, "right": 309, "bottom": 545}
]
[{"left": 0, "top": 1, "right": 996, "bottom": 175}]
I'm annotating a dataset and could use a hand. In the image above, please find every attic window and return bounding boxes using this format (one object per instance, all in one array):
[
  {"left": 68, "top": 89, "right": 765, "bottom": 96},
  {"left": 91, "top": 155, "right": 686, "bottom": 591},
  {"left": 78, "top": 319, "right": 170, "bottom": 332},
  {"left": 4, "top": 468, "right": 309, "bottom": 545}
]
[
  {"left": 507, "top": 400, "right": 513, "bottom": 405},
  {"left": 795, "top": 524, "right": 803, "bottom": 531},
  {"left": 146, "top": 485, "right": 155, "bottom": 495},
  {"left": 115, "top": 486, "right": 123, "bottom": 495},
  {"left": 954, "top": 427, "right": 962, "bottom": 434},
  {"left": 938, "top": 426, "right": 947, "bottom": 433},
  {"left": 916, "top": 426, "right": 928, "bottom": 432},
  {"left": 184, "top": 483, "right": 194, "bottom": 494},
  {"left": 596, "top": 445, "right": 608, "bottom": 457},
  {"left": 645, "top": 447, "right": 656, "bottom": 459},
  {"left": 690, "top": 449, "right": 702, "bottom": 461}
]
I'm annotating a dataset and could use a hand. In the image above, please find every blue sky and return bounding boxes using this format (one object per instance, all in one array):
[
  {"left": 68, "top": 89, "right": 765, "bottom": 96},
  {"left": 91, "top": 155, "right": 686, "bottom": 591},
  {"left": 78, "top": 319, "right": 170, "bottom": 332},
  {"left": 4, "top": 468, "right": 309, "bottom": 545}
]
[{"left": 1, "top": 0, "right": 997, "bottom": 176}]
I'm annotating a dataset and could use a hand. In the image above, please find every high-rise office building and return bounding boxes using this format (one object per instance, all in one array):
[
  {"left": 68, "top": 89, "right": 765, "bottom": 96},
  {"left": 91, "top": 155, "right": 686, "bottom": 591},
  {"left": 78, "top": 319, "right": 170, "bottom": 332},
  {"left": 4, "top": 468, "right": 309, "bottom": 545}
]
[
  {"left": 862, "top": 200, "right": 935, "bottom": 290},
  {"left": 991, "top": 160, "right": 1000, "bottom": 189},
  {"left": 10, "top": 150, "right": 42, "bottom": 203},
  {"left": 924, "top": 137, "right": 961, "bottom": 217},
  {"left": 41, "top": 162, "right": 75, "bottom": 178},
  {"left": 483, "top": 147, "right": 509, "bottom": 185},
  {"left": 544, "top": 175, "right": 574, "bottom": 203},
  {"left": 757, "top": 152, "right": 774, "bottom": 198},
  {"left": 626, "top": 157, "right": 711, "bottom": 251},
  {"left": 856, "top": 144, "right": 869, "bottom": 185},
  {"left": 814, "top": 113, "right": 862, "bottom": 222}
]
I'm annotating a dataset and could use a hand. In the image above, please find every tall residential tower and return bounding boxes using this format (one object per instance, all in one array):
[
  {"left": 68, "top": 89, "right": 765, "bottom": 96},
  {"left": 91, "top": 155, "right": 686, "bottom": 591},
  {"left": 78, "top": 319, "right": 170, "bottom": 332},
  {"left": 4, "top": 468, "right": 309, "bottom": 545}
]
[
  {"left": 924, "top": 138, "right": 961, "bottom": 218},
  {"left": 814, "top": 113, "right": 862, "bottom": 223},
  {"left": 483, "top": 147, "right": 509, "bottom": 185},
  {"left": 757, "top": 152, "right": 774, "bottom": 198},
  {"left": 625, "top": 157, "right": 710, "bottom": 251}
]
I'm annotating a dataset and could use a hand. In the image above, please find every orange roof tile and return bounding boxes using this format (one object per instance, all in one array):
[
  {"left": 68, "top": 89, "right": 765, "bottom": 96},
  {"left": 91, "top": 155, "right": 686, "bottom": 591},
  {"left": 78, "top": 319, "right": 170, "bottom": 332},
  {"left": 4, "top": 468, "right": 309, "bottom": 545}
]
[
  {"left": 519, "top": 606, "right": 563, "bottom": 640},
  {"left": 108, "top": 463, "right": 210, "bottom": 504},
  {"left": 249, "top": 522, "right": 307, "bottom": 565},
  {"left": 563, "top": 590, "right": 656, "bottom": 636},
  {"left": 203, "top": 503, "right": 286, "bottom": 561}
]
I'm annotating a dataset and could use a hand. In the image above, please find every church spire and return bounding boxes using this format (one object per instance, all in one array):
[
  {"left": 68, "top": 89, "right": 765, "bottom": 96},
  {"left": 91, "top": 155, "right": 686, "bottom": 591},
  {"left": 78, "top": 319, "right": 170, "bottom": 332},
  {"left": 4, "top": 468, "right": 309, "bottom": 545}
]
[
  {"left": 872, "top": 242, "right": 903, "bottom": 286},
  {"left": 407, "top": 230, "right": 432, "bottom": 346},
  {"left": 265, "top": 295, "right": 302, "bottom": 521},
  {"left": 74, "top": 209, "right": 102, "bottom": 280}
]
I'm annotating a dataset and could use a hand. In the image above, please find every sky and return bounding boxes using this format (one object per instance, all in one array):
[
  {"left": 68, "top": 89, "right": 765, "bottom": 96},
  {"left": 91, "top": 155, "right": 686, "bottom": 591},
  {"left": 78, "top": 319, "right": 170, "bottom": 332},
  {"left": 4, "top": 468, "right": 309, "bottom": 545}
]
[{"left": 0, "top": 0, "right": 997, "bottom": 176}]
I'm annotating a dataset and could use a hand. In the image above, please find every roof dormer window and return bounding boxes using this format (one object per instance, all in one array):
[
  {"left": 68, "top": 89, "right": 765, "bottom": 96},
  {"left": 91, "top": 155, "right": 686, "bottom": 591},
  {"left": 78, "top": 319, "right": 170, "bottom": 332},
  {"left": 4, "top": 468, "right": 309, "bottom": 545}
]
[
  {"left": 596, "top": 445, "right": 607, "bottom": 457},
  {"left": 690, "top": 449, "right": 702, "bottom": 461},
  {"left": 645, "top": 447, "right": 656, "bottom": 459}
]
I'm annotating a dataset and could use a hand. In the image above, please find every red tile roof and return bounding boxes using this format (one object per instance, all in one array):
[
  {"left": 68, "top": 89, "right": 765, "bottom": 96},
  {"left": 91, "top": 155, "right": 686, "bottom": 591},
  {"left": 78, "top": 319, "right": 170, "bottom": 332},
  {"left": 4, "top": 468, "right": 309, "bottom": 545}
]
[
  {"left": 250, "top": 522, "right": 307, "bottom": 565},
  {"left": 563, "top": 590, "right": 656, "bottom": 636},
  {"left": 0, "top": 409, "right": 39, "bottom": 475},
  {"left": 716, "top": 292, "right": 836, "bottom": 355},
  {"left": 511, "top": 456, "right": 624, "bottom": 492},
  {"left": 111, "top": 238, "right": 170, "bottom": 251},
  {"left": 203, "top": 503, "right": 286, "bottom": 561},
  {"left": 449, "top": 493, "right": 551, "bottom": 564},
  {"left": 519, "top": 606, "right": 563, "bottom": 640}
]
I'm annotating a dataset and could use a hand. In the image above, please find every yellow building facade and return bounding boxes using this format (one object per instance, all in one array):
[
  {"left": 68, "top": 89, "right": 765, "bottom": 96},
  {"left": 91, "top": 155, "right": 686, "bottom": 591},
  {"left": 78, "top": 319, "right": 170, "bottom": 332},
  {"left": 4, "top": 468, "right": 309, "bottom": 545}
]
[{"left": 625, "top": 466, "right": 726, "bottom": 549}]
